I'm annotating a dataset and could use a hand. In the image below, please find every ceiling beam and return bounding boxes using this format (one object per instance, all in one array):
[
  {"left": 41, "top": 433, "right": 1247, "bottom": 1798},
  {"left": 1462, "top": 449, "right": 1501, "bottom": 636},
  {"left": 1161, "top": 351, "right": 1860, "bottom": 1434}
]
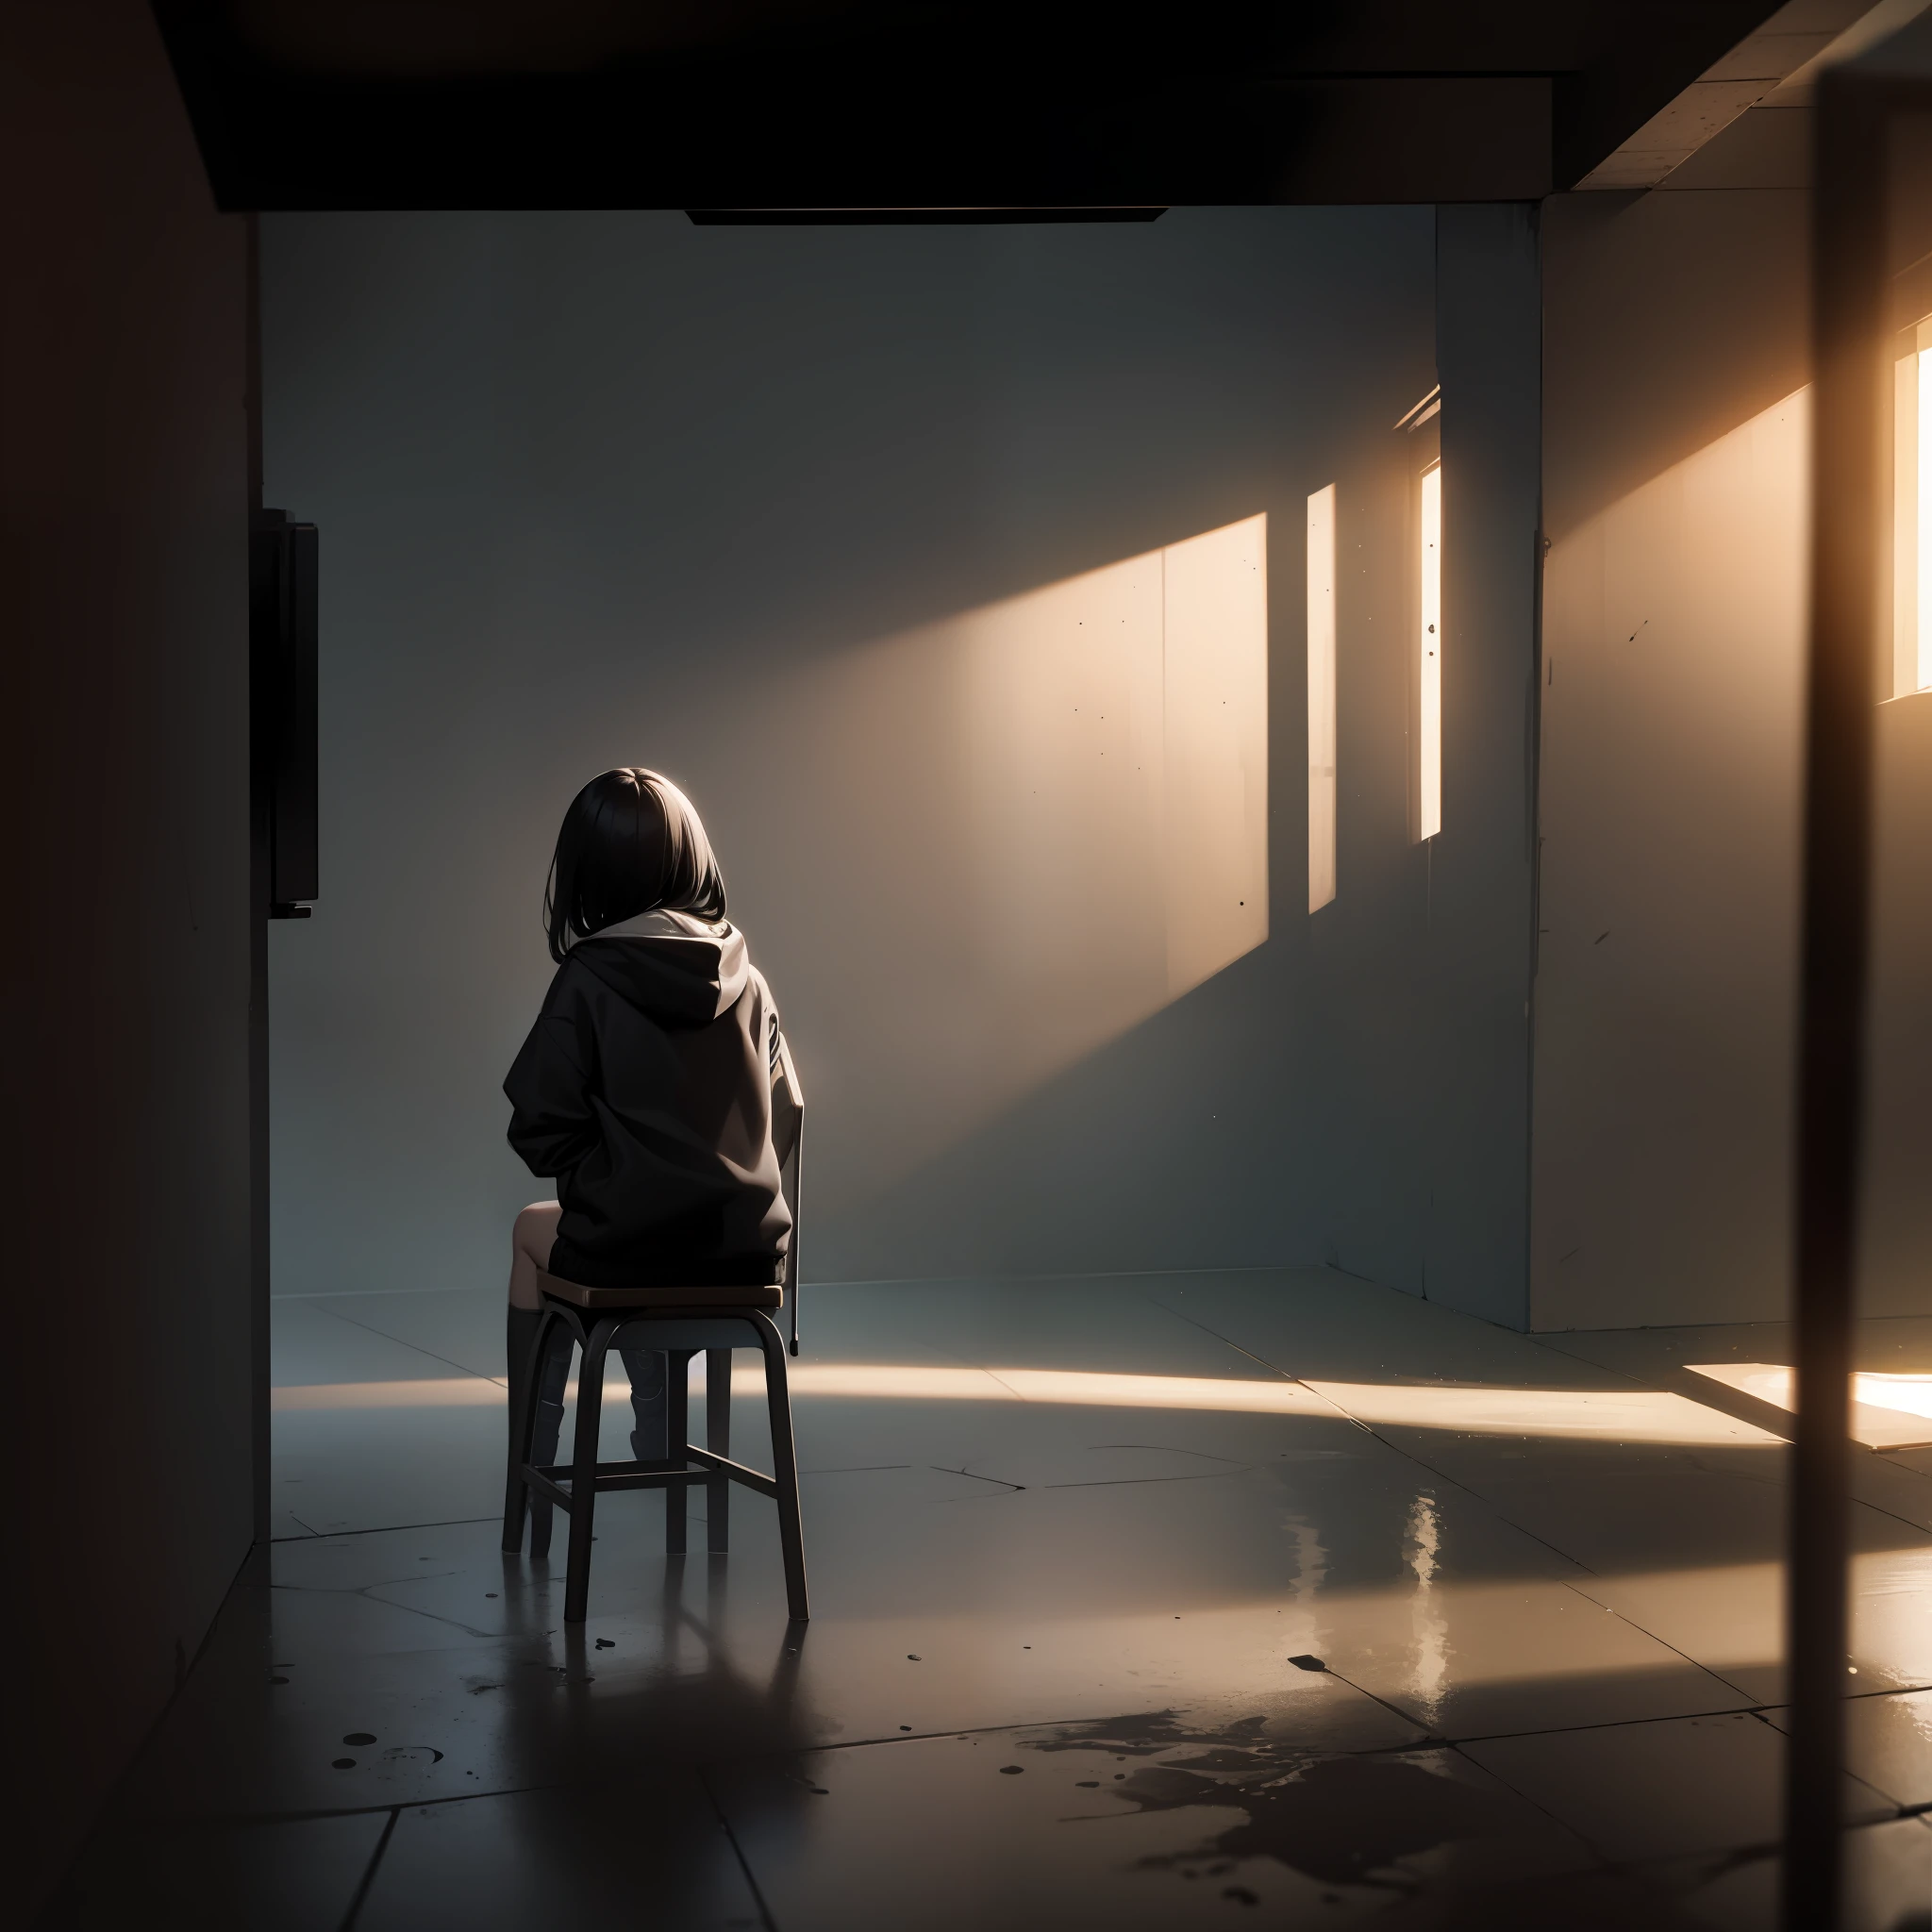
[{"left": 1575, "top": 0, "right": 1894, "bottom": 190}]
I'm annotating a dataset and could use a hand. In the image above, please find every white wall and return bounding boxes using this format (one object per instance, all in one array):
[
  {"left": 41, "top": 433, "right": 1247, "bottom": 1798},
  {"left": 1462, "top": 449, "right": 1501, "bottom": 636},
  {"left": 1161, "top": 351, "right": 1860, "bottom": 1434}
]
[
  {"left": 1536, "top": 179, "right": 1932, "bottom": 1328},
  {"left": 1535, "top": 186, "right": 1812, "bottom": 1330},
  {"left": 1862, "top": 690, "right": 1932, "bottom": 1318},
  {"left": 1536, "top": 386, "right": 1807, "bottom": 1328},
  {"left": 261, "top": 206, "right": 1551, "bottom": 1306}
]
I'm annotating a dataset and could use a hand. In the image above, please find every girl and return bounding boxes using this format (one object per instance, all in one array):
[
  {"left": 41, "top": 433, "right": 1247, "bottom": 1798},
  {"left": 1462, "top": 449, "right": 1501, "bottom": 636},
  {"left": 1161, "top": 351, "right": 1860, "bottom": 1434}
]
[{"left": 503, "top": 767, "right": 798, "bottom": 1472}]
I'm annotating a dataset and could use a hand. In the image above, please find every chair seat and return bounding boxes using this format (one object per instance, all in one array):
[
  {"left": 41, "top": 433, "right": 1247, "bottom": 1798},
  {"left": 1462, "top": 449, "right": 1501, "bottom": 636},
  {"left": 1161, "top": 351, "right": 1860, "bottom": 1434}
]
[{"left": 537, "top": 1269, "right": 783, "bottom": 1311}]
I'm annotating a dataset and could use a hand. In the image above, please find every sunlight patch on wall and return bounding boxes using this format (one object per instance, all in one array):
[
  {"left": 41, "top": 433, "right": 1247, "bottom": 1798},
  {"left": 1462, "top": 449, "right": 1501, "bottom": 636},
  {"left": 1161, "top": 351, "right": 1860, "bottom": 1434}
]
[
  {"left": 1158, "top": 517, "right": 1272, "bottom": 991},
  {"left": 958, "top": 514, "right": 1269, "bottom": 1005},
  {"left": 1538, "top": 373, "right": 1932, "bottom": 1328},
  {"left": 758, "top": 516, "right": 1268, "bottom": 1214},
  {"left": 1530, "top": 389, "right": 1809, "bottom": 1331}
]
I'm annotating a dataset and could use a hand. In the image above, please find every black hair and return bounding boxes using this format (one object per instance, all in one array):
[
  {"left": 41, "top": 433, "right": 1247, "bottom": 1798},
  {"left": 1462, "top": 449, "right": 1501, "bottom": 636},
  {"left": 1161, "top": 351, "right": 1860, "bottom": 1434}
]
[{"left": 543, "top": 767, "right": 727, "bottom": 963}]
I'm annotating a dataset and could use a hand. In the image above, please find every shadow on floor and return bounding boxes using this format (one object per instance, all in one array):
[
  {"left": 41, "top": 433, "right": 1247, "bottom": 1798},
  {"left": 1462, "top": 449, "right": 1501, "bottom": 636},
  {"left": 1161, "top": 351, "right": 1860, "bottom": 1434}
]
[{"left": 37, "top": 1269, "right": 1932, "bottom": 1931}]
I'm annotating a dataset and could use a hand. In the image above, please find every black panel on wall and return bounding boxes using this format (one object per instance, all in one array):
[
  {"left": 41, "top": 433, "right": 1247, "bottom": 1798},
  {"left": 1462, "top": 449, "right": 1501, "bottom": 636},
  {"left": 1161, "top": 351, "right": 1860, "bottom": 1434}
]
[{"left": 250, "top": 508, "right": 318, "bottom": 914}]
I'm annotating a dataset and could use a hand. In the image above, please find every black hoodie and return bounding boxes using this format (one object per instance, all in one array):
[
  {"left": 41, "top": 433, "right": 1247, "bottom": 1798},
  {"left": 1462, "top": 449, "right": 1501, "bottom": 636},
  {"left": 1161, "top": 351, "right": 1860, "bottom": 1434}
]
[{"left": 504, "top": 912, "right": 791, "bottom": 1286}]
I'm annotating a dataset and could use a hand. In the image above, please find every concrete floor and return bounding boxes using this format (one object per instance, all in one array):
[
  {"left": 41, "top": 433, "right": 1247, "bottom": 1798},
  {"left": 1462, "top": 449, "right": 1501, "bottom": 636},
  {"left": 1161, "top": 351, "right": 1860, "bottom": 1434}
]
[{"left": 40, "top": 1269, "right": 1932, "bottom": 1929}]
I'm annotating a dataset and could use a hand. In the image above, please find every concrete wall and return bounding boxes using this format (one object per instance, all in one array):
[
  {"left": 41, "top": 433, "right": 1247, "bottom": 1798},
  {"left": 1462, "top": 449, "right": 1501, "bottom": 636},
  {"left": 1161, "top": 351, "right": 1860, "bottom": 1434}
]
[
  {"left": 1534, "top": 186, "right": 1812, "bottom": 1330},
  {"left": 1428, "top": 204, "right": 1544, "bottom": 1327},
  {"left": 1865, "top": 691, "right": 1932, "bottom": 1319},
  {"left": 1518, "top": 132, "right": 1932, "bottom": 1333},
  {"left": 1, "top": 2, "right": 254, "bottom": 1906},
  {"left": 258, "top": 208, "right": 1561, "bottom": 1301}
]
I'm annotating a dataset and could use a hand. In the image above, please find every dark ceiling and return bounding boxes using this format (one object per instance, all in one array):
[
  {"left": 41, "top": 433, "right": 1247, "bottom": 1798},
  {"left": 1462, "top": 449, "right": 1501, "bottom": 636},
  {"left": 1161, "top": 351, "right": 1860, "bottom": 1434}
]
[{"left": 153, "top": 1, "right": 1792, "bottom": 210}]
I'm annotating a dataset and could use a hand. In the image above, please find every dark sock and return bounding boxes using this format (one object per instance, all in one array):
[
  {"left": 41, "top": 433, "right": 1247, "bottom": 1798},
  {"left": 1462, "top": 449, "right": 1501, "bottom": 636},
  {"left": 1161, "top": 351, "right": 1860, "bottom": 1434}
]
[
  {"left": 507, "top": 1307, "right": 542, "bottom": 1424},
  {"left": 621, "top": 1345, "right": 669, "bottom": 1461},
  {"left": 507, "top": 1309, "right": 572, "bottom": 1459},
  {"left": 531, "top": 1326, "right": 572, "bottom": 1468},
  {"left": 505, "top": 1307, "right": 572, "bottom": 1554},
  {"left": 503, "top": 1307, "right": 543, "bottom": 1553}
]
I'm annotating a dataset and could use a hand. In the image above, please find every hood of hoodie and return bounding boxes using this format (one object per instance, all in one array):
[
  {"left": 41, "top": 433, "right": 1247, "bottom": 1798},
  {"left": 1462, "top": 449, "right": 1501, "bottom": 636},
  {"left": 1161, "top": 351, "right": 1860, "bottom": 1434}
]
[{"left": 567, "top": 912, "right": 749, "bottom": 1026}]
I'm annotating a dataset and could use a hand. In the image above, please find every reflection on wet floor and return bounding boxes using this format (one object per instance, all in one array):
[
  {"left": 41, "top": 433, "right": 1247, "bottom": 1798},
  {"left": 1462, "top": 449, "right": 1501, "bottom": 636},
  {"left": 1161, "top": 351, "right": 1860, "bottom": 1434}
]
[{"left": 40, "top": 1268, "right": 1932, "bottom": 1929}]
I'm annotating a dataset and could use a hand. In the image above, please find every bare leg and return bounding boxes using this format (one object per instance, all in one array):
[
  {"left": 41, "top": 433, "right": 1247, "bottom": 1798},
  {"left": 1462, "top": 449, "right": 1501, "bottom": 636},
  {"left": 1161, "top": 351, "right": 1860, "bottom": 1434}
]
[
  {"left": 508, "top": 1200, "right": 561, "bottom": 1308},
  {"left": 509, "top": 1201, "right": 664, "bottom": 1465}
]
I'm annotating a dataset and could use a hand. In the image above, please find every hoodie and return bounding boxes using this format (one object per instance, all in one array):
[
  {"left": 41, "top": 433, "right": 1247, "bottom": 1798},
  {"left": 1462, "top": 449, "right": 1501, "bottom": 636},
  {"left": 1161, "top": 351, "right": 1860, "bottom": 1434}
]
[{"left": 504, "top": 910, "right": 791, "bottom": 1286}]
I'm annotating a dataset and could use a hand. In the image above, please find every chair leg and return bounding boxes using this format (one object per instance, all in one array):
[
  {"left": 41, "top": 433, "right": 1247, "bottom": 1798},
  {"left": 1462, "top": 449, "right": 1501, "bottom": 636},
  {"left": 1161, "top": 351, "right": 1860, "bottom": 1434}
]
[
  {"left": 563, "top": 1317, "right": 614, "bottom": 1623},
  {"left": 665, "top": 1350, "right": 692, "bottom": 1555},
  {"left": 501, "top": 1305, "right": 544, "bottom": 1553},
  {"left": 706, "top": 1346, "right": 732, "bottom": 1553},
  {"left": 753, "top": 1313, "right": 809, "bottom": 1622}
]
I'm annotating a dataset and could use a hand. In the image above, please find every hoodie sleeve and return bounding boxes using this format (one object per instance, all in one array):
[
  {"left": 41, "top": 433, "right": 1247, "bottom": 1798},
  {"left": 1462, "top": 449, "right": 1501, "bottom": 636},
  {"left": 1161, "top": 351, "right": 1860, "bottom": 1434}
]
[
  {"left": 504, "top": 960, "right": 601, "bottom": 1183},
  {"left": 756, "top": 970, "right": 804, "bottom": 1169}
]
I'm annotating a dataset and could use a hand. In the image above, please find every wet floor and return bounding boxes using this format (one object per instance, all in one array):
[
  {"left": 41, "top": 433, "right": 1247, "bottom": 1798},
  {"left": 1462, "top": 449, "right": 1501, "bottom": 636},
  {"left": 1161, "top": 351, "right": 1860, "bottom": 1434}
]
[{"left": 38, "top": 1269, "right": 1932, "bottom": 1929}]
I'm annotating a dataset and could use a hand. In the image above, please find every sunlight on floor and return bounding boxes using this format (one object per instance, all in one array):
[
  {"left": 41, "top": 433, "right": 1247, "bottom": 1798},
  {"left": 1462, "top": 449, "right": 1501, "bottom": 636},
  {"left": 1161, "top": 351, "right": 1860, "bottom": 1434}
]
[
  {"left": 1686, "top": 1362, "right": 1932, "bottom": 1450},
  {"left": 275, "top": 1361, "right": 1783, "bottom": 1445}
]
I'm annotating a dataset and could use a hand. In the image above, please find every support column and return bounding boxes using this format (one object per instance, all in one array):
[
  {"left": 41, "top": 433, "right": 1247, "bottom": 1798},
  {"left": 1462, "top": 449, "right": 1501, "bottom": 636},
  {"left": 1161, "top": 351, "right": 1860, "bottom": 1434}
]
[{"left": 1427, "top": 203, "right": 1543, "bottom": 1328}]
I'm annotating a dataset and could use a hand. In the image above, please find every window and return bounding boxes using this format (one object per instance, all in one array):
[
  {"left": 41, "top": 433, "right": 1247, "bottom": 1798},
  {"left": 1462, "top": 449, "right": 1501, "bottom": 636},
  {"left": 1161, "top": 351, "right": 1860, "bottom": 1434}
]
[
  {"left": 1398, "top": 383, "right": 1442, "bottom": 841},
  {"left": 1307, "top": 484, "right": 1337, "bottom": 911},
  {"left": 1892, "top": 320, "right": 1932, "bottom": 696},
  {"left": 1419, "top": 460, "right": 1442, "bottom": 841}
]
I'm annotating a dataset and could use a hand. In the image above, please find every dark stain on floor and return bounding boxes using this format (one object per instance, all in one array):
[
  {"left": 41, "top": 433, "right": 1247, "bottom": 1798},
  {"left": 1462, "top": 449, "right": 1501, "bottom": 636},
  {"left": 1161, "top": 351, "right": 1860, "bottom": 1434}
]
[{"left": 1019, "top": 1710, "right": 1528, "bottom": 1892}]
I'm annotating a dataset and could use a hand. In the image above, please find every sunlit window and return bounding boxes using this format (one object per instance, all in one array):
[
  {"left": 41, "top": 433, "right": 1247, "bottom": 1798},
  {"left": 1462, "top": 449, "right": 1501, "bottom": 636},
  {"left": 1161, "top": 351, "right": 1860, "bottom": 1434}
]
[
  {"left": 1893, "top": 324, "right": 1932, "bottom": 696},
  {"left": 1307, "top": 484, "right": 1337, "bottom": 911},
  {"left": 1419, "top": 461, "right": 1442, "bottom": 841}
]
